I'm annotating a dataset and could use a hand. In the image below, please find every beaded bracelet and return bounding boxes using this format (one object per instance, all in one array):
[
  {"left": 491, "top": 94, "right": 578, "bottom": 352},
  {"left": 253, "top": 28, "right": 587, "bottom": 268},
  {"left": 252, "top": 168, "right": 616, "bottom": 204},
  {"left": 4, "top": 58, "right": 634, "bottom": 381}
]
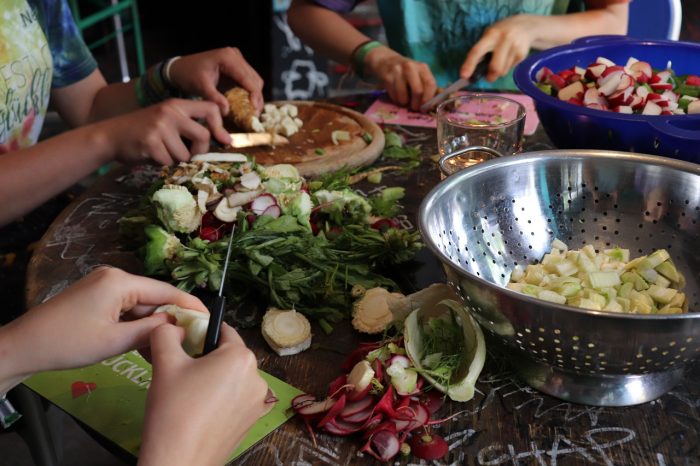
[
  {"left": 134, "top": 57, "right": 181, "bottom": 107},
  {"left": 351, "top": 40, "right": 383, "bottom": 79}
]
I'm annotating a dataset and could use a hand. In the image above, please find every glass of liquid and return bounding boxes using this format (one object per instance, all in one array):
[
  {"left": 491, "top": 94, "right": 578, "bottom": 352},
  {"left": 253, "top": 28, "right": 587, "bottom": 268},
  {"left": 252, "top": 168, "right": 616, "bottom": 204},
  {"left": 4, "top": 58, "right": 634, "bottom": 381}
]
[{"left": 437, "top": 93, "right": 526, "bottom": 177}]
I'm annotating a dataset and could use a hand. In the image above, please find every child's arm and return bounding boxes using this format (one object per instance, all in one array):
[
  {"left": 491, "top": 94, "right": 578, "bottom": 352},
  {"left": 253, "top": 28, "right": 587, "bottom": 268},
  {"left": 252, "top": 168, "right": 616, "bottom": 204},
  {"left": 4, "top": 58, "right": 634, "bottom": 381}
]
[
  {"left": 460, "top": 3, "right": 629, "bottom": 82},
  {"left": 288, "top": 0, "right": 437, "bottom": 111}
]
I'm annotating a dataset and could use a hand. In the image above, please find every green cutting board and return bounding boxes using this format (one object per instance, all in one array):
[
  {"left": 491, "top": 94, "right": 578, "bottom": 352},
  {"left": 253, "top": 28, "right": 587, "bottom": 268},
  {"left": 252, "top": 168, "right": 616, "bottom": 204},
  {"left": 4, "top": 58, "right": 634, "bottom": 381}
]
[{"left": 23, "top": 351, "right": 301, "bottom": 461}]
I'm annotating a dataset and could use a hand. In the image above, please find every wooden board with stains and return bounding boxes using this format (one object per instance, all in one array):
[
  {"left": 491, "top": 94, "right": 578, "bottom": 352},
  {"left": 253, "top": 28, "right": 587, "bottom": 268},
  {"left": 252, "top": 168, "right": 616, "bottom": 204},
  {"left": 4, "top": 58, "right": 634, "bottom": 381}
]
[{"left": 236, "top": 101, "right": 385, "bottom": 177}]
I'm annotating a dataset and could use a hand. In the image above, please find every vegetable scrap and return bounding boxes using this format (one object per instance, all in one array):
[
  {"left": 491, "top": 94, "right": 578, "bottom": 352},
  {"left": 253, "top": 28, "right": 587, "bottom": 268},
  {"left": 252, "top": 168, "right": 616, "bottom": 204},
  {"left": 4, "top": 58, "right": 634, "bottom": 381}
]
[
  {"left": 154, "top": 304, "right": 209, "bottom": 356},
  {"left": 261, "top": 308, "right": 312, "bottom": 356},
  {"left": 508, "top": 239, "right": 688, "bottom": 314},
  {"left": 381, "top": 129, "right": 422, "bottom": 171},
  {"left": 119, "top": 154, "right": 422, "bottom": 328},
  {"left": 291, "top": 296, "right": 485, "bottom": 462}
]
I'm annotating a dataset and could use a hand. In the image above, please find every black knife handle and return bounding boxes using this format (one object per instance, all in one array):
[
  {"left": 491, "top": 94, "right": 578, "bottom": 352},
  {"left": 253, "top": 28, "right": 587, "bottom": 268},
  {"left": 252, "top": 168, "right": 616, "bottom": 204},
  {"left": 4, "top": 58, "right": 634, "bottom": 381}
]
[{"left": 203, "top": 295, "right": 226, "bottom": 355}]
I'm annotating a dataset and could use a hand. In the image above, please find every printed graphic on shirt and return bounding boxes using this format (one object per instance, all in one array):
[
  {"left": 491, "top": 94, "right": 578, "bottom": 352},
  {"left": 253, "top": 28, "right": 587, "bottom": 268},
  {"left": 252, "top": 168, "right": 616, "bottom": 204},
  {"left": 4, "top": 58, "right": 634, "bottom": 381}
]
[{"left": 0, "top": 0, "right": 53, "bottom": 153}]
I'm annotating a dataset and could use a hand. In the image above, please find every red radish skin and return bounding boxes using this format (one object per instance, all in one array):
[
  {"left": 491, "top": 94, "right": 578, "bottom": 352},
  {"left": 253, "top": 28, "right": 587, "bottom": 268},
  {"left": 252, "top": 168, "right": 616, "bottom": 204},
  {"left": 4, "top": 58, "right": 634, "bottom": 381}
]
[
  {"left": 410, "top": 433, "right": 449, "bottom": 461},
  {"left": 347, "top": 382, "right": 372, "bottom": 401},
  {"left": 420, "top": 390, "right": 446, "bottom": 415},
  {"left": 342, "top": 406, "right": 374, "bottom": 424},
  {"left": 291, "top": 394, "right": 316, "bottom": 411},
  {"left": 327, "top": 375, "right": 348, "bottom": 398},
  {"left": 324, "top": 417, "right": 365, "bottom": 436},
  {"left": 297, "top": 397, "right": 336, "bottom": 416},
  {"left": 317, "top": 395, "right": 347, "bottom": 428},
  {"left": 361, "top": 429, "right": 401, "bottom": 462},
  {"left": 340, "top": 396, "right": 374, "bottom": 418}
]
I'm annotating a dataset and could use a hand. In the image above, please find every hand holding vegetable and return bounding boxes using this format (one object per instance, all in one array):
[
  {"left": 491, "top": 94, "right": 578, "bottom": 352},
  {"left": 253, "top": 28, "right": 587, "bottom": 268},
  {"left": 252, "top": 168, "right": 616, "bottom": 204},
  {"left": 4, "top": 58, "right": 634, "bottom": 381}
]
[
  {"left": 0, "top": 267, "right": 207, "bottom": 395},
  {"left": 168, "top": 48, "right": 265, "bottom": 115},
  {"left": 93, "top": 98, "right": 232, "bottom": 166},
  {"left": 139, "top": 323, "right": 269, "bottom": 466}
]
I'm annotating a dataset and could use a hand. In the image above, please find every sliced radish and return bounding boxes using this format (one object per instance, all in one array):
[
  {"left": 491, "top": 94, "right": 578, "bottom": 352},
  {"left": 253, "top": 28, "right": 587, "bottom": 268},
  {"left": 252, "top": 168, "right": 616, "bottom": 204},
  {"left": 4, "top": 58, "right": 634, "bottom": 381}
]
[
  {"left": 688, "top": 100, "right": 700, "bottom": 114},
  {"left": 585, "top": 103, "right": 606, "bottom": 111},
  {"left": 323, "top": 418, "right": 365, "bottom": 436},
  {"left": 262, "top": 205, "right": 282, "bottom": 218},
  {"left": 651, "top": 82, "right": 674, "bottom": 91},
  {"left": 625, "top": 56, "right": 639, "bottom": 68},
  {"left": 613, "top": 105, "right": 633, "bottom": 114},
  {"left": 546, "top": 73, "right": 566, "bottom": 90},
  {"left": 240, "top": 171, "right": 261, "bottom": 190},
  {"left": 585, "top": 63, "right": 606, "bottom": 79},
  {"left": 661, "top": 90, "right": 678, "bottom": 102},
  {"left": 557, "top": 81, "right": 584, "bottom": 101},
  {"left": 574, "top": 66, "right": 586, "bottom": 76},
  {"left": 291, "top": 394, "right": 317, "bottom": 411},
  {"left": 636, "top": 86, "right": 650, "bottom": 99},
  {"left": 630, "top": 61, "right": 652, "bottom": 80},
  {"left": 317, "top": 395, "right": 347, "bottom": 428},
  {"left": 629, "top": 94, "right": 644, "bottom": 109},
  {"left": 642, "top": 101, "right": 662, "bottom": 115},
  {"left": 596, "top": 56, "right": 615, "bottom": 67},
  {"left": 616, "top": 74, "right": 634, "bottom": 91},
  {"left": 419, "top": 390, "right": 446, "bottom": 415},
  {"left": 340, "top": 396, "right": 374, "bottom": 419},
  {"left": 327, "top": 375, "right": 347, "bottom": 398},
  {"left": 601, "top": 65, "right": 625, "bottom": 78},
  {"left": 251, "top": 194, "right": 277, "bottom": 215},
  {"left": 297, "top": 397, "right": 336, "bottom": 416},
  {"left": 535, "top": 66, "right": 553, "bottom": 83},
  {"left": 361, "top": 429, "right": 400, "bottom": 462},
  {"left": 686, "top": 75, "right": 700, "bottom": 86},
  {"left": 597, "top": 71, "right": 623, "bottom": 96},
  {"left": 342, "top": 406, "right": 373, "bottom": 424}
]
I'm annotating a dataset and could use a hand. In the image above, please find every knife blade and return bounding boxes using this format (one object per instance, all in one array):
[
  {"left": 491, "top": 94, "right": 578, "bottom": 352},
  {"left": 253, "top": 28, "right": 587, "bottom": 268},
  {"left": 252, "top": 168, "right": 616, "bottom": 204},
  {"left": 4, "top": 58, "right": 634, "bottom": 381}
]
[
  {"left": 419, "top": 52, "right": 493, "bottom": 113},
  {"left": 229, "top": 132, "right": 289, "bottom": 148},
  {"left": 202, "top": 226, "right": 236, "bottom": 355}
]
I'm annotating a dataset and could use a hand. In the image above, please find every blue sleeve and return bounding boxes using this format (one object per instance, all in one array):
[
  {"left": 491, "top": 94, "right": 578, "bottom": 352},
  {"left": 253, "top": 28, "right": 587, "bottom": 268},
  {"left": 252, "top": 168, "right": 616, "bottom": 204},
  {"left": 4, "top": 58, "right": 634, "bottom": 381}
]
[
  {"left": 312, "top": 0, "right": 361, "bottom": 13},
  {"left": 33, "top": 0, "right": 98, "bottom": 88}
]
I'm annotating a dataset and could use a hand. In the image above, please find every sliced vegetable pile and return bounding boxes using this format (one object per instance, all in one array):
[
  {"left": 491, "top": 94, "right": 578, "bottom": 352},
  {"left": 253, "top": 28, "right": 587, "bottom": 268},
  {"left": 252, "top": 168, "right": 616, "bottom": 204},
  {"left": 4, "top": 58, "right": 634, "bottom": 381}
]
[
  {"left": 535, "top": 56, "right": 700, "bottom": 115},
  {"left": 119, "top": 153, "right": 422, "bottom": 328},
  {"left": 508, "top": 239, "right": 688, "bottom": 314},
  {"left": 291, "top": 299, "right": 485, "bottom": 462}
]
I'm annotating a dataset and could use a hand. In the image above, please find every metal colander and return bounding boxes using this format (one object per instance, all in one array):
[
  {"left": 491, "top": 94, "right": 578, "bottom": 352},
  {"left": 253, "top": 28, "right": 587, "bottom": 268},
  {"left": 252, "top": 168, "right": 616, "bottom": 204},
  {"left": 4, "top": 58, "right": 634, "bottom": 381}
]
[{"left": 419, "top": 150, "right": 700, "bottom": 407}]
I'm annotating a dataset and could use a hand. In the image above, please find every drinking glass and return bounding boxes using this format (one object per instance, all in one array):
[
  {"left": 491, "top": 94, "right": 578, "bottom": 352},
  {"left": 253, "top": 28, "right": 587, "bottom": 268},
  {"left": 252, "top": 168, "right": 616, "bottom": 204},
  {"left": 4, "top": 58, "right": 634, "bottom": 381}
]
[{"left": 437, "top": 93, "right": 526, "bottom": 177}]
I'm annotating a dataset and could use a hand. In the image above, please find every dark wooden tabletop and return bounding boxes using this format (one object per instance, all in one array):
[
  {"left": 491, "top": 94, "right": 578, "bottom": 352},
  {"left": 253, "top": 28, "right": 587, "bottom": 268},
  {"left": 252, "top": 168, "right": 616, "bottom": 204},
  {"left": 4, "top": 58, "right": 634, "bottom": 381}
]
[{"left": 26, "top": 96, "right": 700, "bottom": 466}]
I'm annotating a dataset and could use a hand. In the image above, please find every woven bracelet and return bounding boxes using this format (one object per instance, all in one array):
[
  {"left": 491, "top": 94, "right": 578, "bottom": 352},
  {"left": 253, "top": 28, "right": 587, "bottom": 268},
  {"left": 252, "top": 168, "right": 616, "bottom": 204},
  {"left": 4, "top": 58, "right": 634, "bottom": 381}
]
[
  {"left": 135, "top": 59, "right": 179, "bottom": 107},
  {"left": 352, "top": 40, "right": 383, "bottom": 79}
]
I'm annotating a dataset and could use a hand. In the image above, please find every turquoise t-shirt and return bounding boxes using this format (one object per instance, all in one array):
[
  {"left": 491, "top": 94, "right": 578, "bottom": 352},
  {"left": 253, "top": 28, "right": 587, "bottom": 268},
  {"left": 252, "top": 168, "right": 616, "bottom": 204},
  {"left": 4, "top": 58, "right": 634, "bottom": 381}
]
[
  {"left": 0, "top": 0, "right": 97, "bottom": 153},
  {"left": 375, "top": 0, "right": 555, "bottom": 89}
]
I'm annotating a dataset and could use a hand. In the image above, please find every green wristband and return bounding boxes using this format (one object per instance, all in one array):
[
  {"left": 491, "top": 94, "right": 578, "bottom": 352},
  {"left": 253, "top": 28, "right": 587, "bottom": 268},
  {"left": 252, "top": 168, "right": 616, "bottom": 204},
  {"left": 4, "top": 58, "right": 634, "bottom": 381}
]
[{"left": 352, "top": 40, "right": 383, "bottom": 79}]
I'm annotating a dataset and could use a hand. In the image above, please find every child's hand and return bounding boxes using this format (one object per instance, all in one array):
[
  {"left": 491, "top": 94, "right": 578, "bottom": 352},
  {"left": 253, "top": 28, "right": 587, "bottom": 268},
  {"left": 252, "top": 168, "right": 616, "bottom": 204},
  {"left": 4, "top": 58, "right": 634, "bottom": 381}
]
[
  {"left": 364, "top": 46, "right": 437, "bottom": 112},
  {"left": 98, "top": 98, "right": 232, "bottom": 165},
  {"left": 139, "top": 323, "right": 269, "bottom": 466},
  {"left": 168, "top": 48, "right": 265, "bottom": 116},
  {"left": 0, "top": 267, "right": 207, "bottom": 384},
  {"left": 460, "top": 14, "right": 540, "bottom": 83}
]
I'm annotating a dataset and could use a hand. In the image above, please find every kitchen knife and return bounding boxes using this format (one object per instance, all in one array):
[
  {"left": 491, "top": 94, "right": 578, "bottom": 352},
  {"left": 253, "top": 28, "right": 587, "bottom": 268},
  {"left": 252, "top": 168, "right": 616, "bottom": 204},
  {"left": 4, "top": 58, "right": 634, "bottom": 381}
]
[
  {"left": 202, "top": 226, "right": 236, "bottom": 355},
  {"left": 419, "top": 52, "right": 493, "bottom": 113},
  {"left": 229, "top": 132, "right": 289, "bottom": 148}
]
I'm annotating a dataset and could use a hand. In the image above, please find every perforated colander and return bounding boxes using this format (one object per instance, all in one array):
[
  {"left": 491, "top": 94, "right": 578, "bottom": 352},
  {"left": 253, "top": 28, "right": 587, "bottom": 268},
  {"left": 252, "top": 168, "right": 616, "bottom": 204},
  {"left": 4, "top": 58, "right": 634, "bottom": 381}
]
[{"left": 419, "top": 150, "right": 700, "bottom": 406}]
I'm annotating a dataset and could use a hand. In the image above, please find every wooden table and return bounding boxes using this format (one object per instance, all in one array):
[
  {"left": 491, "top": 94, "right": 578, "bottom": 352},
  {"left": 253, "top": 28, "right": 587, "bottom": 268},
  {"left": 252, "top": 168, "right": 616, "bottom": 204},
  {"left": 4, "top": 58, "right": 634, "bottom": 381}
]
[{"left": 26, "top": 97, "right": 700, "bottom": 466}]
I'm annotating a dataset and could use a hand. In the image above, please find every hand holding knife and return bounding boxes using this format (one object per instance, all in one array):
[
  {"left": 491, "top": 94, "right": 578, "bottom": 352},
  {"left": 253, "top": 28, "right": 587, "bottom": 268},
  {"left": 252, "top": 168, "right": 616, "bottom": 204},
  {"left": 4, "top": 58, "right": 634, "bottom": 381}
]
[
  {"left": 419, "top": 52, "right": 493, "bottom": 113},
  {"left": 202, "top": 226, "right": 236, "bottom": 355}
]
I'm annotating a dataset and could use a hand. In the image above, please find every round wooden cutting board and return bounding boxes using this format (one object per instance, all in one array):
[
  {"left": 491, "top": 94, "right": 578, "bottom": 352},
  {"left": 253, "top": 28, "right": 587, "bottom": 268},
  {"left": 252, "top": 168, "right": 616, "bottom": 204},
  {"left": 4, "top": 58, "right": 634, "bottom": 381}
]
[{"left": 241, "top": 101, "right": 385, "bottom": 177}]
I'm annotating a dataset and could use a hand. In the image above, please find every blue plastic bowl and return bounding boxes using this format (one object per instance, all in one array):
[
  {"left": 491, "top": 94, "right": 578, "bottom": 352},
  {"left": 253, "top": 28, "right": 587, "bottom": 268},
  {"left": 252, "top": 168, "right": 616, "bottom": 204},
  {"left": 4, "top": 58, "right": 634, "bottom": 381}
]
[{"left": 514, "top": 36, "right": 700, "bottom": 163}]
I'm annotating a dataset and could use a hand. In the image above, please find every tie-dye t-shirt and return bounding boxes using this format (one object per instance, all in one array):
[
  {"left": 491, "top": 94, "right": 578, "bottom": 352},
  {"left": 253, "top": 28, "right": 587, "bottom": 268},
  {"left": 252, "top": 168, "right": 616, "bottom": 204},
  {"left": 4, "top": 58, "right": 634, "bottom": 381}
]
[{"left": 0, "top": 0, "right": 96, "bottom": 154}]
